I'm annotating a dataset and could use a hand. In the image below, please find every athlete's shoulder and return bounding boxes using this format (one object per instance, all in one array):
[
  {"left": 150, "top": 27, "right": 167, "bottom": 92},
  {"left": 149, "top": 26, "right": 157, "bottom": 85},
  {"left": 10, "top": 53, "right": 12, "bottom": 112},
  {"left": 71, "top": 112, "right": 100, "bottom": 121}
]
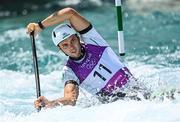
[
  {"left": 62, "top": 65, "right": 79, "bottom": 84},
  {"left": 78, "top": 23, "right": 93, "bottom": 35},
  {"left": 79, "top": 24, "right": 109, "bottom": 47}
]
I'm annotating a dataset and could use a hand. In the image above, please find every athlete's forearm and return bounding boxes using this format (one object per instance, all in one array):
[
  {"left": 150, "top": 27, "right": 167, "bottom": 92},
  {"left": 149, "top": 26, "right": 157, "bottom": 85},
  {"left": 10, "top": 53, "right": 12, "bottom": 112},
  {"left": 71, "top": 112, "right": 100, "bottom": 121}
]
[
  {"left": 41, "top": 8, "right": 74, "bottom": 28},
  {"left": 58, "top": 97, "right": 77, "bottom": 106},
  {"left": 48, "top": 97, "right": 77, "bottom": 108},
  {"left": 26, "top": 7, "right": 90, "bottom": 36},
  {"left": 41, "top": 7, "right": 90, "bottom": 31}
]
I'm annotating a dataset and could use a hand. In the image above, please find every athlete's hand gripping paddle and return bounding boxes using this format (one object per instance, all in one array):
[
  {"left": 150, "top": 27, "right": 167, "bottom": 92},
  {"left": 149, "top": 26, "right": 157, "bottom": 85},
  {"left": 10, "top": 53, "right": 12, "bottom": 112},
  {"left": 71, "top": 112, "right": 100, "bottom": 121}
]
[{"left": 30, "top": 31, "right": 43, "bottom": 112}]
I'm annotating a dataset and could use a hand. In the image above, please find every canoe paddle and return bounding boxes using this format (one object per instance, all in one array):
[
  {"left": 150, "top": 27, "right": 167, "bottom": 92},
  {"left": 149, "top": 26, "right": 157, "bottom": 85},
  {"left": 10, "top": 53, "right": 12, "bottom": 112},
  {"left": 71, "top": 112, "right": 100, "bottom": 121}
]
[{"left": 30, "top": 31, "right": 42, "bottom": 112}]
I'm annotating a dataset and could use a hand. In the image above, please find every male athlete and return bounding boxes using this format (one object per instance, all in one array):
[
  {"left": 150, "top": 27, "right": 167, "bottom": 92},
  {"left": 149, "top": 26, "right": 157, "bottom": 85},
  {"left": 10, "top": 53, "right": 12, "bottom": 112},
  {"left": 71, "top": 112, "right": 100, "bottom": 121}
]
[{"left": 27, "top": 7, "right": 133, "bottom": 109}]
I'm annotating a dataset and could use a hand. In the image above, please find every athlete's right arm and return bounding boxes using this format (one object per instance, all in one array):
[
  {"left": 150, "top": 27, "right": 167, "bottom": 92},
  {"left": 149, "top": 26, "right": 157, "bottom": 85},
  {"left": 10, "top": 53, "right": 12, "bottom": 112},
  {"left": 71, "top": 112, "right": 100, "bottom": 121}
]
[{"left": 26, "top": 7, "right": 90, "bottom": 35}]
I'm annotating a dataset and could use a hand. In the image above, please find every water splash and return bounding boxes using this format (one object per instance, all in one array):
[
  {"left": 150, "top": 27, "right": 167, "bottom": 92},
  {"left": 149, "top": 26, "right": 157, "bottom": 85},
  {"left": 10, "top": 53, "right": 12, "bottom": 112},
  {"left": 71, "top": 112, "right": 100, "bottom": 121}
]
[{"left": 126, "top": 0, "right": 180, "bottom": 12}]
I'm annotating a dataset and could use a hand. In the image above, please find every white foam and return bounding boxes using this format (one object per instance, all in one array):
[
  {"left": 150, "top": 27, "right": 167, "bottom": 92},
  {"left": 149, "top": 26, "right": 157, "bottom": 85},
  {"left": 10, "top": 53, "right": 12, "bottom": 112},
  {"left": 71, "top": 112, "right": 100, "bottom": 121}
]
[
  {"left": 0, "top": 28, "right": 28, "bottom": 45},
  {"left": 126, "top": 0, "right": 180, "bottom": 12},
  {"left": 0, "top": 61, "right": 180, "bottom": 122},
  {"left": 1, "top": 99, "right": 180, "bottom": 122}
]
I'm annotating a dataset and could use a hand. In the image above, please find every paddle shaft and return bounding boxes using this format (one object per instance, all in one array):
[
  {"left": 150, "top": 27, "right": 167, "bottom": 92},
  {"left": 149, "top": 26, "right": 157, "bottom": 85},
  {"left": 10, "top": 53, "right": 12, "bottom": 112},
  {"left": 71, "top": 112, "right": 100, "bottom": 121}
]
[{"left": 30, "top": 32, "right": 41, "bottom": 111}]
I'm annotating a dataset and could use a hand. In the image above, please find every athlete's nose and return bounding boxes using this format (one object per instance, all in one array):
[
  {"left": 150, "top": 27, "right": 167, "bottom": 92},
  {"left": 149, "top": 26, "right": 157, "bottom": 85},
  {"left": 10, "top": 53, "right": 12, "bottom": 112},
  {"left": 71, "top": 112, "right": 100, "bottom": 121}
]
[
  {"left": 68, "top": 37, "right": 76, "bottom": 52},
  {"left": 69, "top": 44, "right": 76, "bottom": 52}
]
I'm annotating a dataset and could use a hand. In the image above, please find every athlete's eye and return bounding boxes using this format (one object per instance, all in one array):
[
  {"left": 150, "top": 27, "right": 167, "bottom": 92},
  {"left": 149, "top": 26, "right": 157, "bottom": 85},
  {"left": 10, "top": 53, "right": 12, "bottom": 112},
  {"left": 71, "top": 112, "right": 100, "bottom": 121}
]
[
  {"left": 70, "top": 37, "right": 75, "bottom": 44},
  {"left": 62, "top": 44, "right": 68, "bottom": 49}
]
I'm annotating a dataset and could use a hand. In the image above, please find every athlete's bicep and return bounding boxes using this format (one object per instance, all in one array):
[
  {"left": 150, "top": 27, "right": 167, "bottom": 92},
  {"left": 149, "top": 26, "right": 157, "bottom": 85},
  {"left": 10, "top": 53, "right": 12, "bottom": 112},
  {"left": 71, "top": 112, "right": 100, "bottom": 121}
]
[
  {"left": 64, "top": 80, "right": 79, "bottom": 103},
  {"left": 67, "top": 8, "right": 90, "bottom": 32}
]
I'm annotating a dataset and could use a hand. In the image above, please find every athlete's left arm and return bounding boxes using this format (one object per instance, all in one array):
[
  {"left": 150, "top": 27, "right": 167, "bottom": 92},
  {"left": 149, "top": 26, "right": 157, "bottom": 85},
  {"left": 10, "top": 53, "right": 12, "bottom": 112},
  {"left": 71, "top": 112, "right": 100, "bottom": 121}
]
[{"left": 27, "top": 7, "right": 90, "bottom": 35}]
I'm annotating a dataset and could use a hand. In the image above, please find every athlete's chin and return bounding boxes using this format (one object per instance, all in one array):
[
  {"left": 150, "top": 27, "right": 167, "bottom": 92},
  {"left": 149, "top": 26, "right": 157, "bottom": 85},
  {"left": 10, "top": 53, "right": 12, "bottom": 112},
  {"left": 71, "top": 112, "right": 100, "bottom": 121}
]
[
  {"left": 70, "top": 53, "right": 79, "bottom": 58},
  {"left": 71, "top": 51, "right": 80, "bottom": 57}
]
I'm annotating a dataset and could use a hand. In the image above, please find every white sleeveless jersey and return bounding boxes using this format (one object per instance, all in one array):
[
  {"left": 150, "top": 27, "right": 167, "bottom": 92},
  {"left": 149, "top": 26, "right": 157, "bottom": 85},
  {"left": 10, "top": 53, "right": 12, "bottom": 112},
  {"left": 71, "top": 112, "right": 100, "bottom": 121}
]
[{"left": 62, "top": 27, "right": 131, "bottom": 95}]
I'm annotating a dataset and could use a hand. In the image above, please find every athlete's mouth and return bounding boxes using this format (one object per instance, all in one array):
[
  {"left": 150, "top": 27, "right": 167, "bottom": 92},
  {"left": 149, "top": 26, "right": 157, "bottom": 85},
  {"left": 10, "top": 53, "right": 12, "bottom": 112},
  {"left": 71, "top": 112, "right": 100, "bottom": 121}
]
[
  {"left": 70, "top": 49, "right": 75, "bottom": 52},
  {"left": 70, "top": 50, "right": 77, "bottom": 54}
]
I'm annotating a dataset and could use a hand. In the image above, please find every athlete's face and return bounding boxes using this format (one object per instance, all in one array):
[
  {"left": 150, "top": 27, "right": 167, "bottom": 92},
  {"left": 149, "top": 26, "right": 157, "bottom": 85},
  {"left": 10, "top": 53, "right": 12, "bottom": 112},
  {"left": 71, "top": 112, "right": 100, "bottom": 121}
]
[{"left": 58, "top": 34, "right": 81, "bottom": 58}]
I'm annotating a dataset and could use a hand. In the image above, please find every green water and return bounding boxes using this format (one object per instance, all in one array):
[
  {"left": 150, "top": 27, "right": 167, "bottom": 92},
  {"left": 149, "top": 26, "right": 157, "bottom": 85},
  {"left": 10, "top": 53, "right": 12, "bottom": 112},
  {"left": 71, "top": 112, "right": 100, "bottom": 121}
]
[{"left": 1, "top": 5, "right": 180, "bottom": 73}]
